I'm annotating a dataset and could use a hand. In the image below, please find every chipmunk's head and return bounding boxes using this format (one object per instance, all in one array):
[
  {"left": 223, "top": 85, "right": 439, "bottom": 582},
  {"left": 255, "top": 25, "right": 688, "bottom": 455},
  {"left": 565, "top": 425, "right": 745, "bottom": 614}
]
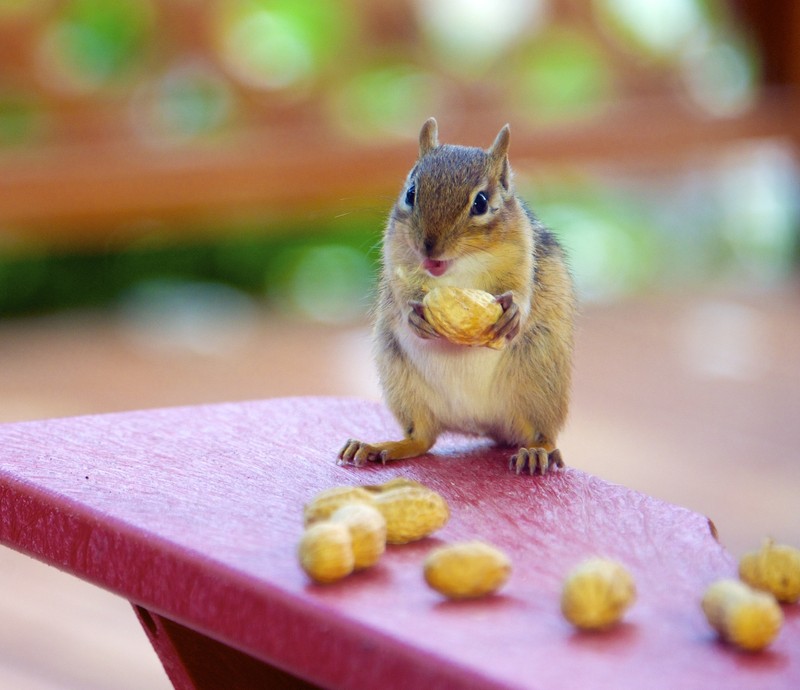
[{"left": 391, "top": 118, "right": 514, "bottom": 278}]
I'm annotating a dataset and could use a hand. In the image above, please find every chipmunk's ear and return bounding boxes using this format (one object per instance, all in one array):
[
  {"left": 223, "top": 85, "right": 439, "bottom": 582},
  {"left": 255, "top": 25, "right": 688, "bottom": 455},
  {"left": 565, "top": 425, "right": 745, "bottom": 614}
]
[
  {"left": 488, "top": 124, "right": 511, "bottom": 190},
  {"left": 419, "top": 117, "right": 439, "bottom": 157}
]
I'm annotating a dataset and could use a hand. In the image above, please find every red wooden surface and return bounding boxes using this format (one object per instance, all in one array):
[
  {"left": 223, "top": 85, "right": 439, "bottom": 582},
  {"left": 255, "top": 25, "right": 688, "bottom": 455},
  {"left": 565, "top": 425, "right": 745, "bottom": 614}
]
[{"left": 0, "top": 397, "right": 797, "bottom": 689}]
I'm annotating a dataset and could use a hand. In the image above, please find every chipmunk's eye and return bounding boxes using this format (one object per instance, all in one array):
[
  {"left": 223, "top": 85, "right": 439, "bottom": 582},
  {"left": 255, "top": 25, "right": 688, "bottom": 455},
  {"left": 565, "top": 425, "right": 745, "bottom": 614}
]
[
  {"left": 471, "top": 190, "right": 489, "bottom": 216},
  {"left": 405, "top": 184, "right": 416, "bottom": 208}
]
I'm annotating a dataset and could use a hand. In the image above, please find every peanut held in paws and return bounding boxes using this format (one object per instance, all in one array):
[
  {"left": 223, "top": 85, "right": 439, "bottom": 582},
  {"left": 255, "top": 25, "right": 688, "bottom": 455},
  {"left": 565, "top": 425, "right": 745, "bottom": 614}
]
[{"left": 422, "top": 287, "right": 505, "bottom": 349}]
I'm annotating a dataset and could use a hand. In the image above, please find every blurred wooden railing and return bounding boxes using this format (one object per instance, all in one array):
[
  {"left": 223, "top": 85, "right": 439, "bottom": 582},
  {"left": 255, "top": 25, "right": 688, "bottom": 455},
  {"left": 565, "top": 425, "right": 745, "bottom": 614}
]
[
  {"left": 0, "top": 0, "right": 798, "bottom": 247},
  {"left": 1, "top": 96, "right": 798, "bottom": 243}
]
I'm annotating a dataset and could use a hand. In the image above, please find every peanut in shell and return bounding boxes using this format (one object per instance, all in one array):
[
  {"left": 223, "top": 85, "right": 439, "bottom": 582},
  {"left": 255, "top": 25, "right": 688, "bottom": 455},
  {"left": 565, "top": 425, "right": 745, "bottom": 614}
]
[
  {"left": 330, "top": 503, "right": 387, "bottom": 570},
  {"left": 373, "top": 485, "right": 449, "bottom": 544},
  {"left": 297, "top": 522, "right": 355, "bottom": 584},
  {"left": 560, "top": 558, "right": 636, "bottom": 630},
  {"left": 422, "top": 287, "right": 504, "bottom": 349},
  {"left": 424, "top": 541, "right": 511, "bottom": 599},
  {"left": 739, "top": 539, "right": 800, "bottom": 604},
  {"left": 702, "top": 579, "right": 783, "bottom": 652},
  {"left": 363, "top": 477, "right": 425, "bottom": 493},
  {"left": 303, "top": 485, "right": 376, "bottom": 526}
]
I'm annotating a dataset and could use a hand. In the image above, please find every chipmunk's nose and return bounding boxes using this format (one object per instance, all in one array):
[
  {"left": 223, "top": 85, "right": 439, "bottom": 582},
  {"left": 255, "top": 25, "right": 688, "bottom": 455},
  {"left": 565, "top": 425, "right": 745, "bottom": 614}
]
[{"left": 423, "top": 237, "right": 437, "bottom": 256}]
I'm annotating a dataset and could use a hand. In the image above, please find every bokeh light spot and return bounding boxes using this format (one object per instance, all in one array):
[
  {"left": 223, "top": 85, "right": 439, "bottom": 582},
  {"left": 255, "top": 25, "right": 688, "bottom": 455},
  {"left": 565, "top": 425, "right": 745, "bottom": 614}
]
[
  {"left": 36, "top": 0, "right": 154, "bottom": 94},
  {"left": 131, "top": 62, "right": 236, "bottom": 145},
  {"left": 416, "top": 0, "right": 546, "bottom": 74},
  {"left": 270, "top": 244, "right": 375, "bottom": 324},
  {"left": 594, "top": 0, "right": 708, "bottom": 60},
  {"left": 513, "top": 28, "right": 613, "bottom": 124},
  {"left": 215, "top": 0, "right": 350, "bottom": 91},
  {"left": 219, "top": 10, "right": 314, "bottom": 90},
  {"left": 332, "top": 65, "right": 443, "bottom": 140},
  {"left": 680, "top": 35, "right": 757, "bottom": 117}
]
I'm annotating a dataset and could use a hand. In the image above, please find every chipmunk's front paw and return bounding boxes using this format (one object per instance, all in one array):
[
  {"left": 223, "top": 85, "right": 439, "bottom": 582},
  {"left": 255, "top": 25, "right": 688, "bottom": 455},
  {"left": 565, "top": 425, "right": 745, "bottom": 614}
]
[
  {"left": 509, "top": 447, "right": 564, "bottom": 475},
  {"left": 408, "top": 301, "right": 441, "bottom": 340},
  {"left": 491, "top": 291, "right": 521, "bottom": 342},
  {"left": 338, "top": 439, "right": 389, "bottom": 466}
]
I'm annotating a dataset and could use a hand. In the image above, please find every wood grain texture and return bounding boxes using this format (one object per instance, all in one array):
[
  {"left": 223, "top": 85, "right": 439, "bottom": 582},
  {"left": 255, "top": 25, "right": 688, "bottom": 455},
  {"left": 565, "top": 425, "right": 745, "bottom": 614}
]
[{"left": 0, "top": 396, "right": 798, "bottom": 690}]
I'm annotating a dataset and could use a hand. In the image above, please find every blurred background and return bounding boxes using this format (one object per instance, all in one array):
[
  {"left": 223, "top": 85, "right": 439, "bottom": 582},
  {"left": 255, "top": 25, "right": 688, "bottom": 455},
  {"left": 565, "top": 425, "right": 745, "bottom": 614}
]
[{"left": 0, "top": 1, "right": 798, "bottom": 688}]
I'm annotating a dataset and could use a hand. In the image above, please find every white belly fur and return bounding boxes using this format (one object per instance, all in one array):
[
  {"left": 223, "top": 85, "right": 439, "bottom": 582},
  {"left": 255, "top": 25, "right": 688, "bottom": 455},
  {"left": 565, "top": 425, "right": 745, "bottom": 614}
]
[{"left": 400, "top": 330, "right": 505, "bottom": 436}]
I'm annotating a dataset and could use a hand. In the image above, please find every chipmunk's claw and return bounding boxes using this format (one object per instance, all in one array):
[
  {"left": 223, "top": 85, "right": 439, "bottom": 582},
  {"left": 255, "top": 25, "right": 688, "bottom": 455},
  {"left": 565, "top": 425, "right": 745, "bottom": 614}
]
[
  {"left": 495, "top": 291, "right": 514, "bottom": 311},
  {"left": 408, "top": 301, "right": 440, "bottom": 340},
  {"left": 338, "top": 440, "right": 393, "bottom": 466},
  {"left": 492, "top": 292, "right": 520, "bottom": 342},
  {"left": 509, "top": 447, "right": 564, "bottom": 475},
  {"left": 338, "top": 439, "right": 376, "bottom": 466},
  {"left": 337, "top": 439, "right": 357, "bottom": 465}
]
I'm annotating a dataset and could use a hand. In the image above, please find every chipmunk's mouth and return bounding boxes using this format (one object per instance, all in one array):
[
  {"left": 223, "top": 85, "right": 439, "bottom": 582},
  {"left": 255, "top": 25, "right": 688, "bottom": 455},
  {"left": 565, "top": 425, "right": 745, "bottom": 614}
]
[{"left": 421, "top": 258, "right": 450, "bottom": 277}]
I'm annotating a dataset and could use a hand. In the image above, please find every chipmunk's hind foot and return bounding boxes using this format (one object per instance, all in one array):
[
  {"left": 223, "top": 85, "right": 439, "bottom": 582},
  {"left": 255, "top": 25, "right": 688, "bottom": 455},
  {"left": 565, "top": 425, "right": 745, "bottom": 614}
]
[
  {"left": 338, "top": 439, "right": 388, "bottom": 466},
  {"left": 338, "top": 437, "right": 434, "bottom": 467},
  {"left": 509, "top": 447, "right": 564, "bottom": 476}
]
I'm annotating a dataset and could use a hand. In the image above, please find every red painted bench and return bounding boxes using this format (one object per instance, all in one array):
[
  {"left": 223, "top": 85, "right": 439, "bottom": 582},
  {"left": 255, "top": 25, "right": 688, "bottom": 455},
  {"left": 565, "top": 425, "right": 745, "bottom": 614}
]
[{"left": 1, "top": 397, "right": 797, "bottom": 689}]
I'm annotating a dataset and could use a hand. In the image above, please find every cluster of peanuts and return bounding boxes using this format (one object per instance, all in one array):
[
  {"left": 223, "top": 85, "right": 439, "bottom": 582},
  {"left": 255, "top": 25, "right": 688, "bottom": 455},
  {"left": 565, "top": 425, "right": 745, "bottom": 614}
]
[
  {"left": 701, "top": 539, "right": 800, "bottom": 651},
  {"left": 298, "top": 477, "right": 510, "bottom": 598},
  {"left": 298, "top": 479, "right": 800, "bottom": 652},
  {"left": 563, "top": 540, "right": 800, "bottom": 652},
  {"left": 299, "top": 478, "right": 445, "bottom": 582}
]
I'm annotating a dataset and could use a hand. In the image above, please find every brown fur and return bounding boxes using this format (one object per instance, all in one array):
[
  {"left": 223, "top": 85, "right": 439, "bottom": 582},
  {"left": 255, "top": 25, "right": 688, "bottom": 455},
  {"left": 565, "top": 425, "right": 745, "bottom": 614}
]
[{"left": 339, "top": 119, "right": 576, "bottom": 474}]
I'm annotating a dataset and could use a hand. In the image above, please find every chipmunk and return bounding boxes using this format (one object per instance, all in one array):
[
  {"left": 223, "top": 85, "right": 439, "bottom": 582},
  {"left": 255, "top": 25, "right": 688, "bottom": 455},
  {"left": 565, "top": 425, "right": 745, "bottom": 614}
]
[{"left": 339, "top": 118, "right": 575, "bottom": 474}]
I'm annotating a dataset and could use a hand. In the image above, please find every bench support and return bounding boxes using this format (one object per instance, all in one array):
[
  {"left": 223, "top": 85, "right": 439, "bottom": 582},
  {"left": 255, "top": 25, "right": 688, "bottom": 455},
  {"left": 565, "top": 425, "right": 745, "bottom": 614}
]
[{"left": 133, "top": 605, "right": 317, "bottom": 690}]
